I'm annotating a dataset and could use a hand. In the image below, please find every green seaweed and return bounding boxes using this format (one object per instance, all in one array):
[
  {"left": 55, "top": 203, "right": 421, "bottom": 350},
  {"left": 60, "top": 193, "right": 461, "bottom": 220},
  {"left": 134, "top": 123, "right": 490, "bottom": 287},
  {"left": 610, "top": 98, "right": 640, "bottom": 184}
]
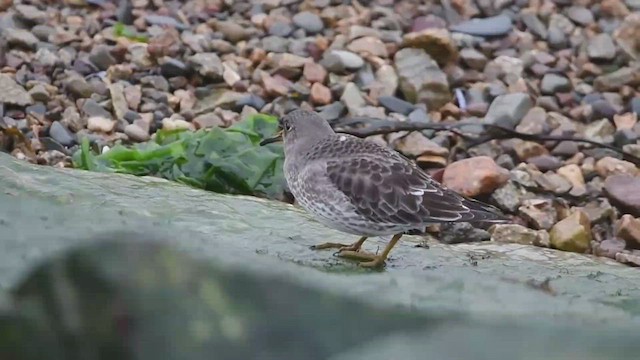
[
  {"left": 113, "top": 22, "right": 149, "bottom": 43},
  {"left": 72, "top": 114, "right": 286, "bottom": 200}
]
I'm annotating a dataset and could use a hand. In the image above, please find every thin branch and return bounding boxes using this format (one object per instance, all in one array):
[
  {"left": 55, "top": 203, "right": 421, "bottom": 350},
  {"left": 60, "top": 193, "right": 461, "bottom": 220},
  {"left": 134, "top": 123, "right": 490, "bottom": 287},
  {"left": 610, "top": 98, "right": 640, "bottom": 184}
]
[{"left": 333, "top": 119, "right": 640, "bottom": 167}]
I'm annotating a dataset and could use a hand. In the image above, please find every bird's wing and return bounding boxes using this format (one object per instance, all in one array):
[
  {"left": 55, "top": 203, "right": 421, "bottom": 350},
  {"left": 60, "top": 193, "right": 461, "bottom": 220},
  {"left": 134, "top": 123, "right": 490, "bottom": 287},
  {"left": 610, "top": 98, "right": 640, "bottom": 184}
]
[{"left": 324, "top": 153, "right": 508, "bottom": 225}]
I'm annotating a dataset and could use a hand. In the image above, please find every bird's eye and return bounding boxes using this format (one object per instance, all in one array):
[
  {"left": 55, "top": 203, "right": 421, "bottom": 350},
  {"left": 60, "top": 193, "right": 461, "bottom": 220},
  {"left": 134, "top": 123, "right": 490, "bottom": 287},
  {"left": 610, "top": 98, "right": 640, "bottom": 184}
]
[{"left": 284, "top": 123, "right": 292, "bottom": 132}]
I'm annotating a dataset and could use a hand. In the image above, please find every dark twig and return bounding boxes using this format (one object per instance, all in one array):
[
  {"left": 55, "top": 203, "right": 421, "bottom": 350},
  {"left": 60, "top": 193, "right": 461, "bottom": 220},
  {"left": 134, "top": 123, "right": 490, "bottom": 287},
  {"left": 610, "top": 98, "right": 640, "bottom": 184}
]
[{"left": 333, "top": 119, "right": 640, "bottom": 167}]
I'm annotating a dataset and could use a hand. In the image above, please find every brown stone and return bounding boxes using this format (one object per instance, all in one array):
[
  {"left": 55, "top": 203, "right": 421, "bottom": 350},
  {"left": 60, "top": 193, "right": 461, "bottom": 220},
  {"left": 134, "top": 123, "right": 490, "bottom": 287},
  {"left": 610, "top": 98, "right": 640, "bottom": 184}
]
[
  {"left": 395, "top": 132, "right": 449, "bottom": 158},
  {"left": 518, "top": 198, "right": 558, "bottom": 230},
  {"left": 615, "top": 214, "right": 640, "bottom": 248},
  {"left": 595, "top": 157, "right": 639, "bottom": 178},
  {"left": 303, "top": 62, "right": 327, "bottom": 83},
  {"left": 193, "top": 113, "right": 224, "bottom": 130},
  {"left": 261, "top": 74, "right": 291, "bottom": 97},
  {"left": 557, "top": 164, "right": 587, "bottom": 196},
  {"left": 514, "top": 141, "right": 549, "bottom": 161},
  {"left": 442, "top": 156, "right": 510, "bottom": 197},
  {"left": 347, "top": 36, "right": 388, "bottom": 58},
  {"left": 401, "top": 28, "right": 458, "bottom": 66},
  {"left": 309, "top": 82, "right": 332, "bottom": 105},
  {"left": 613, "top": 112, "right": 637, "bottom": 130}
]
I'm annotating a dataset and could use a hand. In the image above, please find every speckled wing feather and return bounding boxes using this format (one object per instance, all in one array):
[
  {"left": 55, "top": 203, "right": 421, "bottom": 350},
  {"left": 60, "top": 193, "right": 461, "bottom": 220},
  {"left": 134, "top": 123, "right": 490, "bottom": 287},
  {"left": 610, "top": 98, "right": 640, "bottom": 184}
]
[{"left": 323, "top": 137, "right": 508, "bottom": 226}]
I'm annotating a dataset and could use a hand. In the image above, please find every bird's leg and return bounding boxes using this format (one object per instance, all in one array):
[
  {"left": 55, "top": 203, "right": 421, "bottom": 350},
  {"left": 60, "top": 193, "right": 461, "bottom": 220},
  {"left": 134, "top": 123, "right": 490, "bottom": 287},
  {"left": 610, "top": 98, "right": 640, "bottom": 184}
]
[
  {"left": 310, "top": 236, "right": 367, "bottom": 251},
  {"left": 359, "top": 234, "right": 403, "bottom": 268}
]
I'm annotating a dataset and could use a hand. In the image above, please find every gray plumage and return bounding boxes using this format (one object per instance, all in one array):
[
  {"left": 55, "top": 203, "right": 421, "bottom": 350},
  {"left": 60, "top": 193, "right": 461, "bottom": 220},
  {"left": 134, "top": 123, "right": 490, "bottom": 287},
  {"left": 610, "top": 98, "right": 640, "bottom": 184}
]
[{"left": 278, "top": 109, "right": 508, "bottom": 238}]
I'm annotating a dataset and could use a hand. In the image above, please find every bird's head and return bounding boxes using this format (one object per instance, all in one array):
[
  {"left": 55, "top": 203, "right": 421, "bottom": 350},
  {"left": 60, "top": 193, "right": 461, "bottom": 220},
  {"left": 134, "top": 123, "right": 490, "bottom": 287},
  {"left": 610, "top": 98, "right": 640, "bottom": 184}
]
[{"left": 259, "top": 109, "right": 335, "bottom": 150}]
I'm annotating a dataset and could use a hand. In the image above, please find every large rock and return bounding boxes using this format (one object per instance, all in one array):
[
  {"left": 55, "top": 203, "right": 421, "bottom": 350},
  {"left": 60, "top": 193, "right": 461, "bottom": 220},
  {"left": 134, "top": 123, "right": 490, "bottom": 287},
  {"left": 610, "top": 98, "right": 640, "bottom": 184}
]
[{"left": 1, "top": 153, "right": 640, "bottom": 358}]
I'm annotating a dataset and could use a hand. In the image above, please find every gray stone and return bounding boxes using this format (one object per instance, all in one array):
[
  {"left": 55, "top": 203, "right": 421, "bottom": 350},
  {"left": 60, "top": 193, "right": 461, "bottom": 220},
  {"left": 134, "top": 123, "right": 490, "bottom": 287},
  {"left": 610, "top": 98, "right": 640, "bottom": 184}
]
[
  {"left": 450, "top": 14, "right": 512, "bottom": 37},
  {"left": 483, "top": 93, "right": 533, "bottom": 129},
  {"left": 321, "top": 50, "right": 364, "bottom": 72},
  {"left": 566, "top": 6, "right": 594, "bottom": 25},
  {"left": 187, "top": 53, "right": 223, "bottom": 79},
  {"left": 15, "top": 4, "right": 47, "bottom": 24},
  {"left": 144, "top": 14, "right": 187, "bottom": 30},
  {"left": 521, "top": 10, "right": 548, "bottom": 39},
  {"left": 588, "top": 34, "right": 617, "bottom": 61},
  {"left": 340, "top": 82, "right": 366, "bottom": 111},
  {"left": 547, "top": 26, "right": 568, "bottom": 49},
  {"left": 439, "top": 223, "right": 490, "bottom": 244},
  {"left": 124, "top": 122, "right": 150, "bottom": 142},
  {"left": 89, "top": 45, "right": 117, "bottom": 71},
  {"left": 293, "top": 11, "right": 324, "bottom": 34},
  {"left": 540, "top": 73, "right": 572, "bottom": 94},
  {"left": 268, "top": 22, "right": 293, "bottom": 37},
  {"left": 395, "top": 48, "right": 450, "bottom": 110},
  {"left": 66, "top": 77, "right": 94, "bottom": 99},
  {"left": 0, "top": 74, "right": 33, "bottom": 106},
  {"left": 109, "top": 82, "right": 129, "bottom": 120},
  {"left": 594, "top": 66, "right": 640, "bottom": 92},
  {"left": 459, "top": 48, "right": 488, "bottom": 70},
  {"left": 4, "top": 28, "right": 39, "bottom": 49},
  {"left": 378, "top": 96, "right": 415, "bottom": 115},
  {"left": 261, "top": 36, "right": 290, "bottom": 53},
  {"left": 49, "top": 121, "right": 76, "bottom": 147}
]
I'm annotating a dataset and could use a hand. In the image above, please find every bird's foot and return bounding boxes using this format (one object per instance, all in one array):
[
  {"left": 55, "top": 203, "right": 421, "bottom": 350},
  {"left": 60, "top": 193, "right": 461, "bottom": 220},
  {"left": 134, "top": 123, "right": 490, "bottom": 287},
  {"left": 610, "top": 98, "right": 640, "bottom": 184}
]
[
  {"left": 310, "top": 236, "right": 367, "bottom": 252},
  {"left": 310, "top": 242, "right": 352, "bottom": 250},
  {"left": 337, "top": 251, "right": 386, "bottom": 268}
]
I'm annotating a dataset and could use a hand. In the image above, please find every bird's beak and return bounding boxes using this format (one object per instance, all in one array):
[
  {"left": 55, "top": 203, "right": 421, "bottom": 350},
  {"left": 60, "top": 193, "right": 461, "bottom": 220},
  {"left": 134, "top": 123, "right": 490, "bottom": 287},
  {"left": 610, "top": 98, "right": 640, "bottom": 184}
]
[{"left": 259, "top": 129, "right": 283, "bottom": 146}]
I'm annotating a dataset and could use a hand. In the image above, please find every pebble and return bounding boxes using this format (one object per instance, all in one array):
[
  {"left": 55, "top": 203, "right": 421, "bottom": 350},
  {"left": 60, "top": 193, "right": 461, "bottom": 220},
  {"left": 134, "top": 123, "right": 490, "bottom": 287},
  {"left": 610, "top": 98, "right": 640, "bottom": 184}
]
[
  {"left": 588, "top": 33, "right": 617, "bottom": 61},
  {"left": 483, "top": 93, "right": 533, "bottom": 129},
  {"left": 540, "top": 73, "right": 572, "bottom": 94},
  {"left": 604, "top": 175, "right": 640, "bottom": 216},
  {"left": 49, "top": 122, "right": 76, "bottom": 147},
  {"left": 521, "top": 10, "right": 548, "bottom": 39},
  {"left": 340, "top": 82, "right": 366, "bottom": 111},
  {"left": 124, "top": 122, "right": 150, "bottom": 142},
  {"left": 320, "top": 50, "right": 364, "bottom": 72},
  {"left": 109, "top": 83, "right": 129, "bottom": 120},
  {"left": 378, "top": 96, "right": 415, "bottom": 115},
  {"left": 89, "top": 45, "right": 117, "bottom": 71},
  {"left": 348, "top": 36, "right": 388, "bottom": 58},
  {"left": 616, "top": 214, "right": 640, "bottom": 248},
  {"left": 87, "top": 116, "right": 116, "bottom": 133},
  {"left": 0, "top": 74, "right": 33, "bottom": 106},
  {"left": 490, "top": 224, "right": 549, "bottom": 246},
  {"left": 519, "top": 199, "right": 558, "bottom": 230},
  {"left": 595, "top": 157, "right": 640, "bottom": 178},
  {"left": 442, "top": 156, "right": 510, "bottom": 197},
  {"left": 439, "top": 223, "right": 490, "bottom": 244},
  {"left": 310, "top": 82, "right": 331, "bottom": 105},
  {"left": 450, "top": 14, "right": 513, "bottom": 37},
  {"left": 188, "top": 53, "right": 223, "bottom": 79},
  {"left": 292, "top": 11, "right": 324, "bottom": 34},
  {"left": 5, "top": 28, "right": 39, "bottom": 49},
  {"left": 566, "top": 6, "right": 594, "bottom": 25},
  {"left": 66, "top": 77, "right": 93, "bottom": 99},
  {"left": 459, "top": 48, "right": 488, "bottom": 70},
  {"left": 192, "top": 113, "right": 224, "bottom": 130},
  {"left": 395, "top": 48, "right": 450, "bottom": 110},
  {"left": 303, "top": 62, "right": 327, "bottom": 83},
  {"left": 594, "top": 238, "right": 626, "bottom": 259},
  {"left": 549, "top": 210, "right": 592, "bottom": 253}
]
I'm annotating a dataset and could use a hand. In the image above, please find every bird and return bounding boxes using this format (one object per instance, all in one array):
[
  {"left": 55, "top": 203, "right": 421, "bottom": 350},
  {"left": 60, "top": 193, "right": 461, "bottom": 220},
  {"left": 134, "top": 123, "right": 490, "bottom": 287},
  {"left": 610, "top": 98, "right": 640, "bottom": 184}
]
[{"left": 260, "top": 109, "right": 509, "bottom": 268}]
